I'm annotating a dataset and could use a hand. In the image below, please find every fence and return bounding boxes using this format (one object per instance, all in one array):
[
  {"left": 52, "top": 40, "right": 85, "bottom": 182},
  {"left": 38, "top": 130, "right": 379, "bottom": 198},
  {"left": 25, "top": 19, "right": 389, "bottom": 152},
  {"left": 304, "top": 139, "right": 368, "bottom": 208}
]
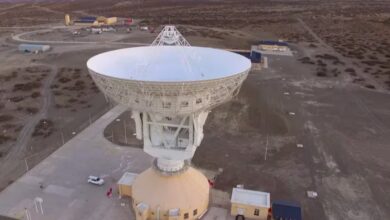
[{"left": 2, "top": 99, "right": 115, "bottom": 192}]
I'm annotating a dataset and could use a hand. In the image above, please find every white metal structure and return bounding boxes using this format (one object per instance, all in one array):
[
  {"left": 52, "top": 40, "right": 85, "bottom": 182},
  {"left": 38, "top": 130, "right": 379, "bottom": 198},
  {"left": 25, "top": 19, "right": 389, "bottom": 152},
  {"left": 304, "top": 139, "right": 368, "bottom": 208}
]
[
  {"left": 34, "top": 197, "right": 44, "bottom": 215},
  {"left": 87, "top": 27, "right": 251, "bottom": 173},
  {"left": 151, "top": 25, "right": 190, "bottom": 46}
]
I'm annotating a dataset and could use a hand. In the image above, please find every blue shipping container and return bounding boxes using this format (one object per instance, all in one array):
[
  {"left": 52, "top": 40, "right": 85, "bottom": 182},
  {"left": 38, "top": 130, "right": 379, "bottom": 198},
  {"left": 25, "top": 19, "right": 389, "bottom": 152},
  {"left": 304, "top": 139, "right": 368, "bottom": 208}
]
[
  {"left": 80, "top": 16, "right": 97, "bottom": 21},
  {"left": 250, "top": 50, "right": 261, "bottom": 63},
  {"left": 272, "top": 201, "right": 302, "bottom": 220}
]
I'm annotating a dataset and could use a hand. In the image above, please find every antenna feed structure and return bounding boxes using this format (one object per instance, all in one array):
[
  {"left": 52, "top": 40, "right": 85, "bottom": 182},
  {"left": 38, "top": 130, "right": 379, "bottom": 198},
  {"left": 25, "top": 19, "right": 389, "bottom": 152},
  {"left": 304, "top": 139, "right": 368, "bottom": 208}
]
[{"left": 151, "top": 25, "right": 190, "bottom": 46}]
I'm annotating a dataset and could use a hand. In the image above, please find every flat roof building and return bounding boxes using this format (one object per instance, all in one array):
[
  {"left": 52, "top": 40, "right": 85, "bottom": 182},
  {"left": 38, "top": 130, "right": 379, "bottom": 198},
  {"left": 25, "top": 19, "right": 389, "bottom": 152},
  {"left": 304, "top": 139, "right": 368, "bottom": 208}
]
[
  {"left": 117, "top": 172, "right": 138, "bottom": 197},
  {"left": 231, "top": 187, "right": 271, "bottom": 219},
  {"left": 18, "top": 44, "right": 50, "bottom": 53}
]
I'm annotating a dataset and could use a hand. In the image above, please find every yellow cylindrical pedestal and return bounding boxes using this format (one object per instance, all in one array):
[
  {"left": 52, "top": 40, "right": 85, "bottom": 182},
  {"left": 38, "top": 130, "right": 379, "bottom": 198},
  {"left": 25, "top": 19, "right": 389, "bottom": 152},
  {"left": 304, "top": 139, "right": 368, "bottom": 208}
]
[{"left": 132, "top": 167, "right": 209, "bottom": 220}]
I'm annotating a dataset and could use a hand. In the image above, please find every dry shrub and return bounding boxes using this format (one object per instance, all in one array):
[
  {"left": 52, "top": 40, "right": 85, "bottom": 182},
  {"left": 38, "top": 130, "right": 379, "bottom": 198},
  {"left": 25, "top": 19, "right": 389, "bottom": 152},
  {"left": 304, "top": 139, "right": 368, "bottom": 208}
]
[
  {"left": 0, "top": 134, "right": 12, "bottom": 144},
  {"left": 32, "top": 119, "right": 54, "bottom": 138},
  {"left": 353, "top": 78, "right": 365, "bottom": 83},
  {"left": 365, "top": 84, "right": 376, "bottom": 89},
  {"left": 317, "top": 59, "right": 327, "bottom": 67},
  {"left": 10, "top": 96, "right": 25, "bottom": 102},
  {"left": 13, "top": 82, "right": 41, "bottom": 91},
  {"left": 298, "top": 57, "right": 315, "bottom": 65},
  {"left": 72, "top": 72, "right": 81, "bottom": 79},
  {"left": 59, "top": 77, "right": 71, "bottom": 83},
  {"left": 31, "top": 92, "right": 41, "bottom": 98},
  {"left": 315, "top": 54, "right": 339, "bottom": 61},
  {"left": 73, "top": 80, "right": 85, "bottom": 90},
  {"left": 0, "top": 114, "right": 13, "bottom": 122},
  {"left": 68, "top": 98, "right": 78, "bottom": 103},
  {"left": 53, "top": 90, "right": 62, "bottom": 96},
  {"left": 316, "top": 71, "right": 327, "bottom": 77},
  {"left": 25, "top": 107, "right": 39, "bottom": 114},
  {"left": 0, "top": 71, "right": 18, "bottom": 81}
]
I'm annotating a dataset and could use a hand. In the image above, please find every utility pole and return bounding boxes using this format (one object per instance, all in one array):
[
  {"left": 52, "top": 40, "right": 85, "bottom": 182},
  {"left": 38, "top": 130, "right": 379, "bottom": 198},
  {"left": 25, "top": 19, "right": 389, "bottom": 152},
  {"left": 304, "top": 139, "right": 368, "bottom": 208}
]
[
  {"left": 25, "top": 159, "right": 29, "bottom": 171},
  {"left": 34, "top": 197, "right": 44, "bottom": 215},
  {"left": 124, "top": 119, "right": 128, "bottom": 144},
  {"left": 264, "top": 134, "right": 269, "bottom": 161},
  {"left": 24, "top": 208, "right": 31, "bottom": 220}
]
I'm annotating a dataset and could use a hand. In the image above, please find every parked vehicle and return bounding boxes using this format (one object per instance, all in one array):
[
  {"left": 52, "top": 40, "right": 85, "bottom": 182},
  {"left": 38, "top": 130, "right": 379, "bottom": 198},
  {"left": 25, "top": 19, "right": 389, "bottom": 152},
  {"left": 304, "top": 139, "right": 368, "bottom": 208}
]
[{"left": 87, "top": 176, "right": 104, "bottom": 185}]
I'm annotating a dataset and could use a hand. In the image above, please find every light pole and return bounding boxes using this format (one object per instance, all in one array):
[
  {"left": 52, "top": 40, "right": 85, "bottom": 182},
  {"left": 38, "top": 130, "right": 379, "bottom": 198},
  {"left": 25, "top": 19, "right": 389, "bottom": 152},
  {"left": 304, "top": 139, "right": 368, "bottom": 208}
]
[
  {"left": 34, "top": 197, "right": 44, "bottom": 215},
  {"left": 24, "top": 208, "right": 31, "bottom": 220}
]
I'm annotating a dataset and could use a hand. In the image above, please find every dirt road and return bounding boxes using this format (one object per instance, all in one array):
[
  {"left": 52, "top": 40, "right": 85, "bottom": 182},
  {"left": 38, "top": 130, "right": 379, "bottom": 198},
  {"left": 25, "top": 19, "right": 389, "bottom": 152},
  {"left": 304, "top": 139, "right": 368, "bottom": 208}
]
[
  {"left": 11, "top": 27, "right": 148, "bottom": 46},
  {"left": 0, "top": 64, "right": 57, "bottom": 187},
  {"left": 296, "top": 17, "right": 385, "bottom": 92}
]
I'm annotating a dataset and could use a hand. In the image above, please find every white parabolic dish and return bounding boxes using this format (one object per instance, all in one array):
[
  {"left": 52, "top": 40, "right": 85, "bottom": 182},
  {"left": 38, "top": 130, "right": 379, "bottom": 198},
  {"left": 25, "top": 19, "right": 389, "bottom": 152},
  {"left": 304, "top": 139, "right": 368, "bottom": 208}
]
[
  {"left": 87, "top": 46, "right": 251, "bottom": 82},
  {"left": 87, "top": 46, "right": 251, "bottom": 115}
]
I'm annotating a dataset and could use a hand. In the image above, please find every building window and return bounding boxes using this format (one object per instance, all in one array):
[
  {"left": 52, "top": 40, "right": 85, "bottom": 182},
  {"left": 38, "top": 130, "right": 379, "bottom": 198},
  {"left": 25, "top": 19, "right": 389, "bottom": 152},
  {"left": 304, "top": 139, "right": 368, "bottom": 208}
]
[
  {"left": 181, "top": 101, "right": 189, "bottom": 107},
  {"left": 254, "top": 208, "right": 260, "bottom": 216},
  {"left": 193, "top": 209, "right": 198, "bottom": 216},
  {"left": 196, "top": 98, "right": 202, "bottom": 104},
  {"left": 184, "top": 213, "right": 189, "bottom": 219}
]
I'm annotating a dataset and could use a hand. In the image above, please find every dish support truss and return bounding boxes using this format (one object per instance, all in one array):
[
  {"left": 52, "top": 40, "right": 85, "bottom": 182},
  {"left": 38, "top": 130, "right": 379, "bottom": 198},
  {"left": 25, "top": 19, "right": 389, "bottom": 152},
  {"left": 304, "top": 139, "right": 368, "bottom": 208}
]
[
  {"left": 90, "top": 25, "right": 250, "bottom": 173},
  {"left": 90, "top": 69, "right": 249, "bottom": 173},
  {"left": 151, "top": 25, "right": 190, "bottom": 46}
]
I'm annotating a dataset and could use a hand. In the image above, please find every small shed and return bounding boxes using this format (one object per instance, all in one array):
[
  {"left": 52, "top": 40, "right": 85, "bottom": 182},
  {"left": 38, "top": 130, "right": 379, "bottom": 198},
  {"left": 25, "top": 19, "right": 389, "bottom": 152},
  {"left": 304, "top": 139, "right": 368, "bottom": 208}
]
[
  {"left": 257, "top": 40, "right": 289, "bottom": 52},
  {"left": 105, "top": 17, "right": 118, "bottom": 25},
  {"left": 18, "top": 44, "right": 50, "bottom": 53},
  {"left": 272, "top": 201, "right": 302, "bottom": 220},
  {"left": 117, "top": 172, "right": 138, "bottom": 197},
  {"left": 231, "top": 187, "right": 271, "bottom": 219}
]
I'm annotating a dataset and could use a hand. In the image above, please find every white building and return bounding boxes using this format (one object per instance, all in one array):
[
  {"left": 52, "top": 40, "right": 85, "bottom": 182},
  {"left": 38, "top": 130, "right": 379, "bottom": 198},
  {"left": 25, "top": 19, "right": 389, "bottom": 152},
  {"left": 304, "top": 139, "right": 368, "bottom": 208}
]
[
  {"left": 231, "top": 187, "right": 271, "bottom": 219},
  {"left": 18, "top": 44, "right": 50, "bottom": 53}
]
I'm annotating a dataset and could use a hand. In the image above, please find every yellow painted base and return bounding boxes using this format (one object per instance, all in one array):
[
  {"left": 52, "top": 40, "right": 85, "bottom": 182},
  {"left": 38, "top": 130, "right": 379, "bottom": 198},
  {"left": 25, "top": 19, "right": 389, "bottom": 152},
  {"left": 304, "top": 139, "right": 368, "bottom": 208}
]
[{"left": 132, "top": 167, "right": 209, "bottom": 220}]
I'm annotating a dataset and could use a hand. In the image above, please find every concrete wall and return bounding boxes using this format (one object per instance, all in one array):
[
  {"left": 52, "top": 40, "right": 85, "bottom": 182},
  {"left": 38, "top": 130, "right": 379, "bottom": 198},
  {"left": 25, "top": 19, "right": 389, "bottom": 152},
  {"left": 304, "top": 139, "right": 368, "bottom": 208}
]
[
  {"left": 133, "top": 201, "right": 208, "bottom": 220},
  {"left": 231, "top": 203, "right": 268, "bottom": 219},
  {"left": 259, "top": 45, "right": 288, "bottom": 52},
  {"left": 118, "top": 184, "right": 132, "bottom": 197}
]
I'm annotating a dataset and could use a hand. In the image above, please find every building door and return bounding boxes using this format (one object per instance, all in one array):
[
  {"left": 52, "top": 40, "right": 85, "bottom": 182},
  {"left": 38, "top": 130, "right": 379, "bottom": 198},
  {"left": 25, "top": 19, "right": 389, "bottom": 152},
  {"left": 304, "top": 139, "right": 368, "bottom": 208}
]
[{"left": 237, "top": 208, "right": 245, "bottom": 215}]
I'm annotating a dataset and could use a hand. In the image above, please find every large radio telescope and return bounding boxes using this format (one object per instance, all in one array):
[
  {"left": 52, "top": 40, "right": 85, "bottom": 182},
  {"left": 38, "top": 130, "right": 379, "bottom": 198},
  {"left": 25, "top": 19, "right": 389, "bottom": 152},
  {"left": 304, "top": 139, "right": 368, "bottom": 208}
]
[{"left": 87, "top": 25, "right": 251, "bottom": 219}]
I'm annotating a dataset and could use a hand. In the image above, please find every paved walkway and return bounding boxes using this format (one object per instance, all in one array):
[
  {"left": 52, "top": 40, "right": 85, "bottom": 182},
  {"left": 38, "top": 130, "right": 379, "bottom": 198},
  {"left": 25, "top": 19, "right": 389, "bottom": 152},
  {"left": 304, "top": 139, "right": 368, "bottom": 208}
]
[
  {"left": 0, "top": 105, "right": 152, "bottom": 220},
  {"left": 0, "top": 104, "right": 234, "bottom": 220}
]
